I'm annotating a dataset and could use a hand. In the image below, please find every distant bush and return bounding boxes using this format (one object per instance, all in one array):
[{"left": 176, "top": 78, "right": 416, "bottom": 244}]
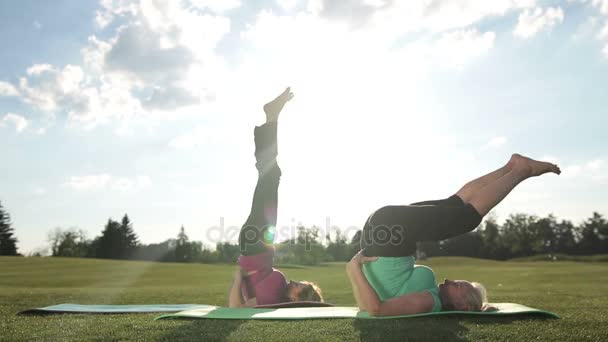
[{"left": 511, "top": 254, "right": 608, "bottom": 262}]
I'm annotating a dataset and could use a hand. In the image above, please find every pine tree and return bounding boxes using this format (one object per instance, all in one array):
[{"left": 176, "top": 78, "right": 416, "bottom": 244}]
[
  {"left": 119, "top": 214, "right": 139, "bottom": 258},
  {"left": 96, "top": 219, "right": 121, "bottom": 259},
  {"left": 0, "top": 201, "right": 18, "bottom": 256},
  {"left": 174, "top": 225, "right": 190, "bottom": 262},
  {"left": 96, "top": 215, "right": 139, "bottom": 259}
]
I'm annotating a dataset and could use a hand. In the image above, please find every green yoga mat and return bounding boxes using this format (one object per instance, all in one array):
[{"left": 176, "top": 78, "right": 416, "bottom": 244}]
[
  {"left": 19, "top": 304, "right": 211, "bottom": 315},
  {"left": 155, "top": 303, "right": 559, "bottom": 320}
]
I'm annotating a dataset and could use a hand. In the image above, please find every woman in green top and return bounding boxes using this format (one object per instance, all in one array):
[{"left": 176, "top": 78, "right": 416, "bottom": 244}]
[{"left": 347, "top": 154, "right": 561, "bottom": 316}]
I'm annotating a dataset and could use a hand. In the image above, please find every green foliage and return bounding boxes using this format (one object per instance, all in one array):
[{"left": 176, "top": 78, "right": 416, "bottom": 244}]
[
  {"left": 325, "top": 228, "right": 358, "bottom": 262},
  {"left": 0, "top": 201, "right": 18, "bottom": 256},
  {"left": 48, "top": 228, "right": 89, "bottom": 257},
  {"left": 46, "top": 211, "right": 608, "bottom": 264},
  {"left": 95, "top": 215, "right": 139, "bottom": 259},
  {"left": 276, "top": 226, "right": 327, "bottom": 265},
  {"left": 418, "top": 212, "right": 608, "bottom": 260},
  {"left": 215, "top": 242, "right": 240, "bottom": 263},
  {"left": 578, "top": 212, "right": 608, "bottom": 254},
  {"left": 172, "top": 226, "right": 209, "bottom": 263}
]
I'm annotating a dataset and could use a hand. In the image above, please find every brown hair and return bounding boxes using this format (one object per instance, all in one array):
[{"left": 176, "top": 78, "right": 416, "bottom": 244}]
[{"left": 296, "top": 281, "right": 324, "bottom": 302}]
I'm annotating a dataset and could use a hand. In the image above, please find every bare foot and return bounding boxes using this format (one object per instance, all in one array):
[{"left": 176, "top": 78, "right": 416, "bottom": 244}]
[
  {"left": 264, "top": 87, "right": 294, "bottom": 122},
  {"left": 511, "top": 153, "right": 561, "bottom": 177}
]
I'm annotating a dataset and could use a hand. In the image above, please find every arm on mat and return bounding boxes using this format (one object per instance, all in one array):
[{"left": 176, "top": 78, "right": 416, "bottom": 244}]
[
  {"left": 347, "top": 251, "right": 435, "bottom": 317},
  {"left": 346, "top": 251, "right": 380, "bottom": 314},
  {"left": 229, "top": 268, "right": 258, "bottom": 308},
  {"left": 346, "top": 264, "right": 367, "bottom": 311}
]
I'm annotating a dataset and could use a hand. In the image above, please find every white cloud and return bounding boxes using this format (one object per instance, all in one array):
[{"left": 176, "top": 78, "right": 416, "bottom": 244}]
[
  {"left": 431, "top": 29, "right": 496, "bottom": 69},
  {"left": 487, "top": 136, "right": 508, "bottom": 148},
  {"left": 87, "top": 0, "right": 232, "bottom": 114},
  {"left": 560, "top": 158, "right": 606, "bottom": 180},
  {"left": 409, "top": 0, "right": 536, "bottom": 32},
  {"left": 0, "top": 81, "right": 19, "bottom": 97},
  {"left": 597, "top": 20, "right": 608, "bottom": 57},
  {"left": 95, "top": 0, "right": 138, "bottom": 28},
  {"left": 64, "top": 174, "right": 111, "bottom": 191},
  {"left": 576, "top": 0, "right": 608, "bottom": 57},
  {"left": 1, "top": 113, "right": 29, "bottom": 132},
  {"left": 586, "top": 159, "right": 604, "bottom": 170},
  {"left": 600, "top": 20, "right": 608, "bottom": 39},
  {"left": 26, "top": 64, "right": 54, "bottom": 75},
  {"left": 0, "top": 0, "right": 544, "bottom": 131},
  {"left": 110, "top": 175, "right": 152, "bottom": 191},
  {"left": 32, "top": 187, "right": 47, "bottom": 195},
  {"left": 513, "top": 7, "right": 564, "bottom": 39},
  {"left": 589, "top": 0, "right": 608, "bottom": 15},
  {"left": 540, "top": 155, "right": 560, "bottom": 164},
  {"left": 17, "top": 64, "right": 87, "bottom": 114},
  {"left": 277, "top": 0, "right": 299, "bottom": 10},
  {"left": 33, "top": 20, "right": 42, "bottom": 29},
  {"left": 169, "top": 126, "right": 211, "bottom": 149},
  {"left": 64, "top": 174, "right": 152, "bottom": 192},
  {"left": 562, "top": 164, "right": 582, "bottom": 178},
  {"left": 189, "top": 0, "right": 242, "bottom": 13},
  {"left": 0, "top": 0, "right": 233, "bottom": 129},
  {"left": 308, "top": 0, "right": 536, "bottom": 33}
]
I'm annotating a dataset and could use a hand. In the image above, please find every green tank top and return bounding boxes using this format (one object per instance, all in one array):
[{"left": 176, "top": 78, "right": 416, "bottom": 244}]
[{"left": 362, "top": 256, "right": 442, "bottom": 312}]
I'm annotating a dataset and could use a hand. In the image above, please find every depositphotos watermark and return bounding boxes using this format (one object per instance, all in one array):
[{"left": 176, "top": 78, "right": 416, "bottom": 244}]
[{"left": 205, "top": 217, "right": 409, "bottom": 252}]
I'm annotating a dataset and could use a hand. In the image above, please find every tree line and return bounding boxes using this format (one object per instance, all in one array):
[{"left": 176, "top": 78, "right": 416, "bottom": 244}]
[
  {"left": 419, "top": 212, "right": 608, "bottom": 260},
  {"left": 2, "top": 200, "right": 608, "bottom": 263},
  {"left": 43, "top": 211, "right": 608, "bottom": 264}
]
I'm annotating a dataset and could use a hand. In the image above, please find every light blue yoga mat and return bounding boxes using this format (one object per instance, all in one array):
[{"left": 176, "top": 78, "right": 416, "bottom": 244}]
[
  {"left": 19, "top": 304, "right": 211, "bottom": 314},
  {"left": 18, "top": 301, "right": 331, "bottom": 314},
  {"left": 155, "top": 303, "right": 559, "bottom": 320}
]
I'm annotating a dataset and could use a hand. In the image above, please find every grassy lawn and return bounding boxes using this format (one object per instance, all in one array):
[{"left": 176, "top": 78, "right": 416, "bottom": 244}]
[{"left": 1, "top": 256, "right": 607, "bottom": 341}]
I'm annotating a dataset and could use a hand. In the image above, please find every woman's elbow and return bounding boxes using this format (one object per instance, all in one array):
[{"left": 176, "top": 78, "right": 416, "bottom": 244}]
[{"left": 366, "top": 304, "right": 382, "bottom": 317}]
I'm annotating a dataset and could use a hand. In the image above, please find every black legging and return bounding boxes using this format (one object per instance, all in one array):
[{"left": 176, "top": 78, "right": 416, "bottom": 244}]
[
  {"left": 239, "top": 122, "right": 281, "bottom": 255},
  {"left": 360, "top": 195, "right": 483, "bottom": 257}
]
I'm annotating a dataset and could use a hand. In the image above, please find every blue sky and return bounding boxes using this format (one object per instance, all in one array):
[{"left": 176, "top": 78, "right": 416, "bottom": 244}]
[{"left": 1, "top": 0, "right": 607, "bottom": 254}]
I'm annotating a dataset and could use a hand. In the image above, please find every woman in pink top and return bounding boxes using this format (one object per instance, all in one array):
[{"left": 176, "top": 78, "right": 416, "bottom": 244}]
[{"left": 229, "top": 88, "right": 324, "bottom": 307}]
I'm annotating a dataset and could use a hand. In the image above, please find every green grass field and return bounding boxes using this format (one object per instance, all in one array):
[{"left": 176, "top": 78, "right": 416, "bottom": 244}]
[{"left": 1, "top": 257, "right": 607, "bottom": 341}]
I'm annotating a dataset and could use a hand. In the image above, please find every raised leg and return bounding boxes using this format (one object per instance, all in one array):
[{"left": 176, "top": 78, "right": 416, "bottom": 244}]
[
  {"left": 238, "top": 88, "right": 294, "bottom": 255},
  {"left": 455, "top": 156, "right": 516, "bottom": 203},
  {"left": 467, "top": 154, "right": 560, "bottom": 217}
]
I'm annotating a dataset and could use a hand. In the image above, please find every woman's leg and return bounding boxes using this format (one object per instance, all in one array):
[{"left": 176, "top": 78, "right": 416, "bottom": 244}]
[
  {"left": 361, "top": 154, "right": 560, "bottom": 257},
  {"left": 410, "top": 195, "right": 464, "bottom": 207},
  {"left": 467, "top": 154, "right": 560, "bottom": 217},
  {"left": 239, "top": 88, "right": 294, "bottom": 256},
  {"left": 361, "top": 203, "right": 483, "bottom": 257},
  {"left": 454, "top": 155, "right": 517, "bottom": 204}
]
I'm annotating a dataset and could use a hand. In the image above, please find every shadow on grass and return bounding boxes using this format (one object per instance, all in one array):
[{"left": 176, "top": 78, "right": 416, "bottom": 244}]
[
  {"left": 458, "top": 313, "right": 559, "bottom": 325},
  {"left": 352, "top": 314, "right": 558, "bottom": 342},
  {"left": 158, "top": 318, "right": 243, "bottom": 341},
  {"left": 354, "top": 317, "right": 468, "bottom": 341}
]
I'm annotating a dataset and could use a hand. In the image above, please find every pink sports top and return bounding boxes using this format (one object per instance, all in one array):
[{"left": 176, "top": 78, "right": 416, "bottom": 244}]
[{"left": 238, "top": 249, "right": 287, "bottom": 305}]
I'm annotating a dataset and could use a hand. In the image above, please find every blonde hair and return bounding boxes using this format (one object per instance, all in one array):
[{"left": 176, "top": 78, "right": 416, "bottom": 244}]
[
  {"left": 465, "top": 282, "right": 495, "bottom": 312},
  {"left": 297, "top": 281, "right": 324, "bottom": 302}
]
